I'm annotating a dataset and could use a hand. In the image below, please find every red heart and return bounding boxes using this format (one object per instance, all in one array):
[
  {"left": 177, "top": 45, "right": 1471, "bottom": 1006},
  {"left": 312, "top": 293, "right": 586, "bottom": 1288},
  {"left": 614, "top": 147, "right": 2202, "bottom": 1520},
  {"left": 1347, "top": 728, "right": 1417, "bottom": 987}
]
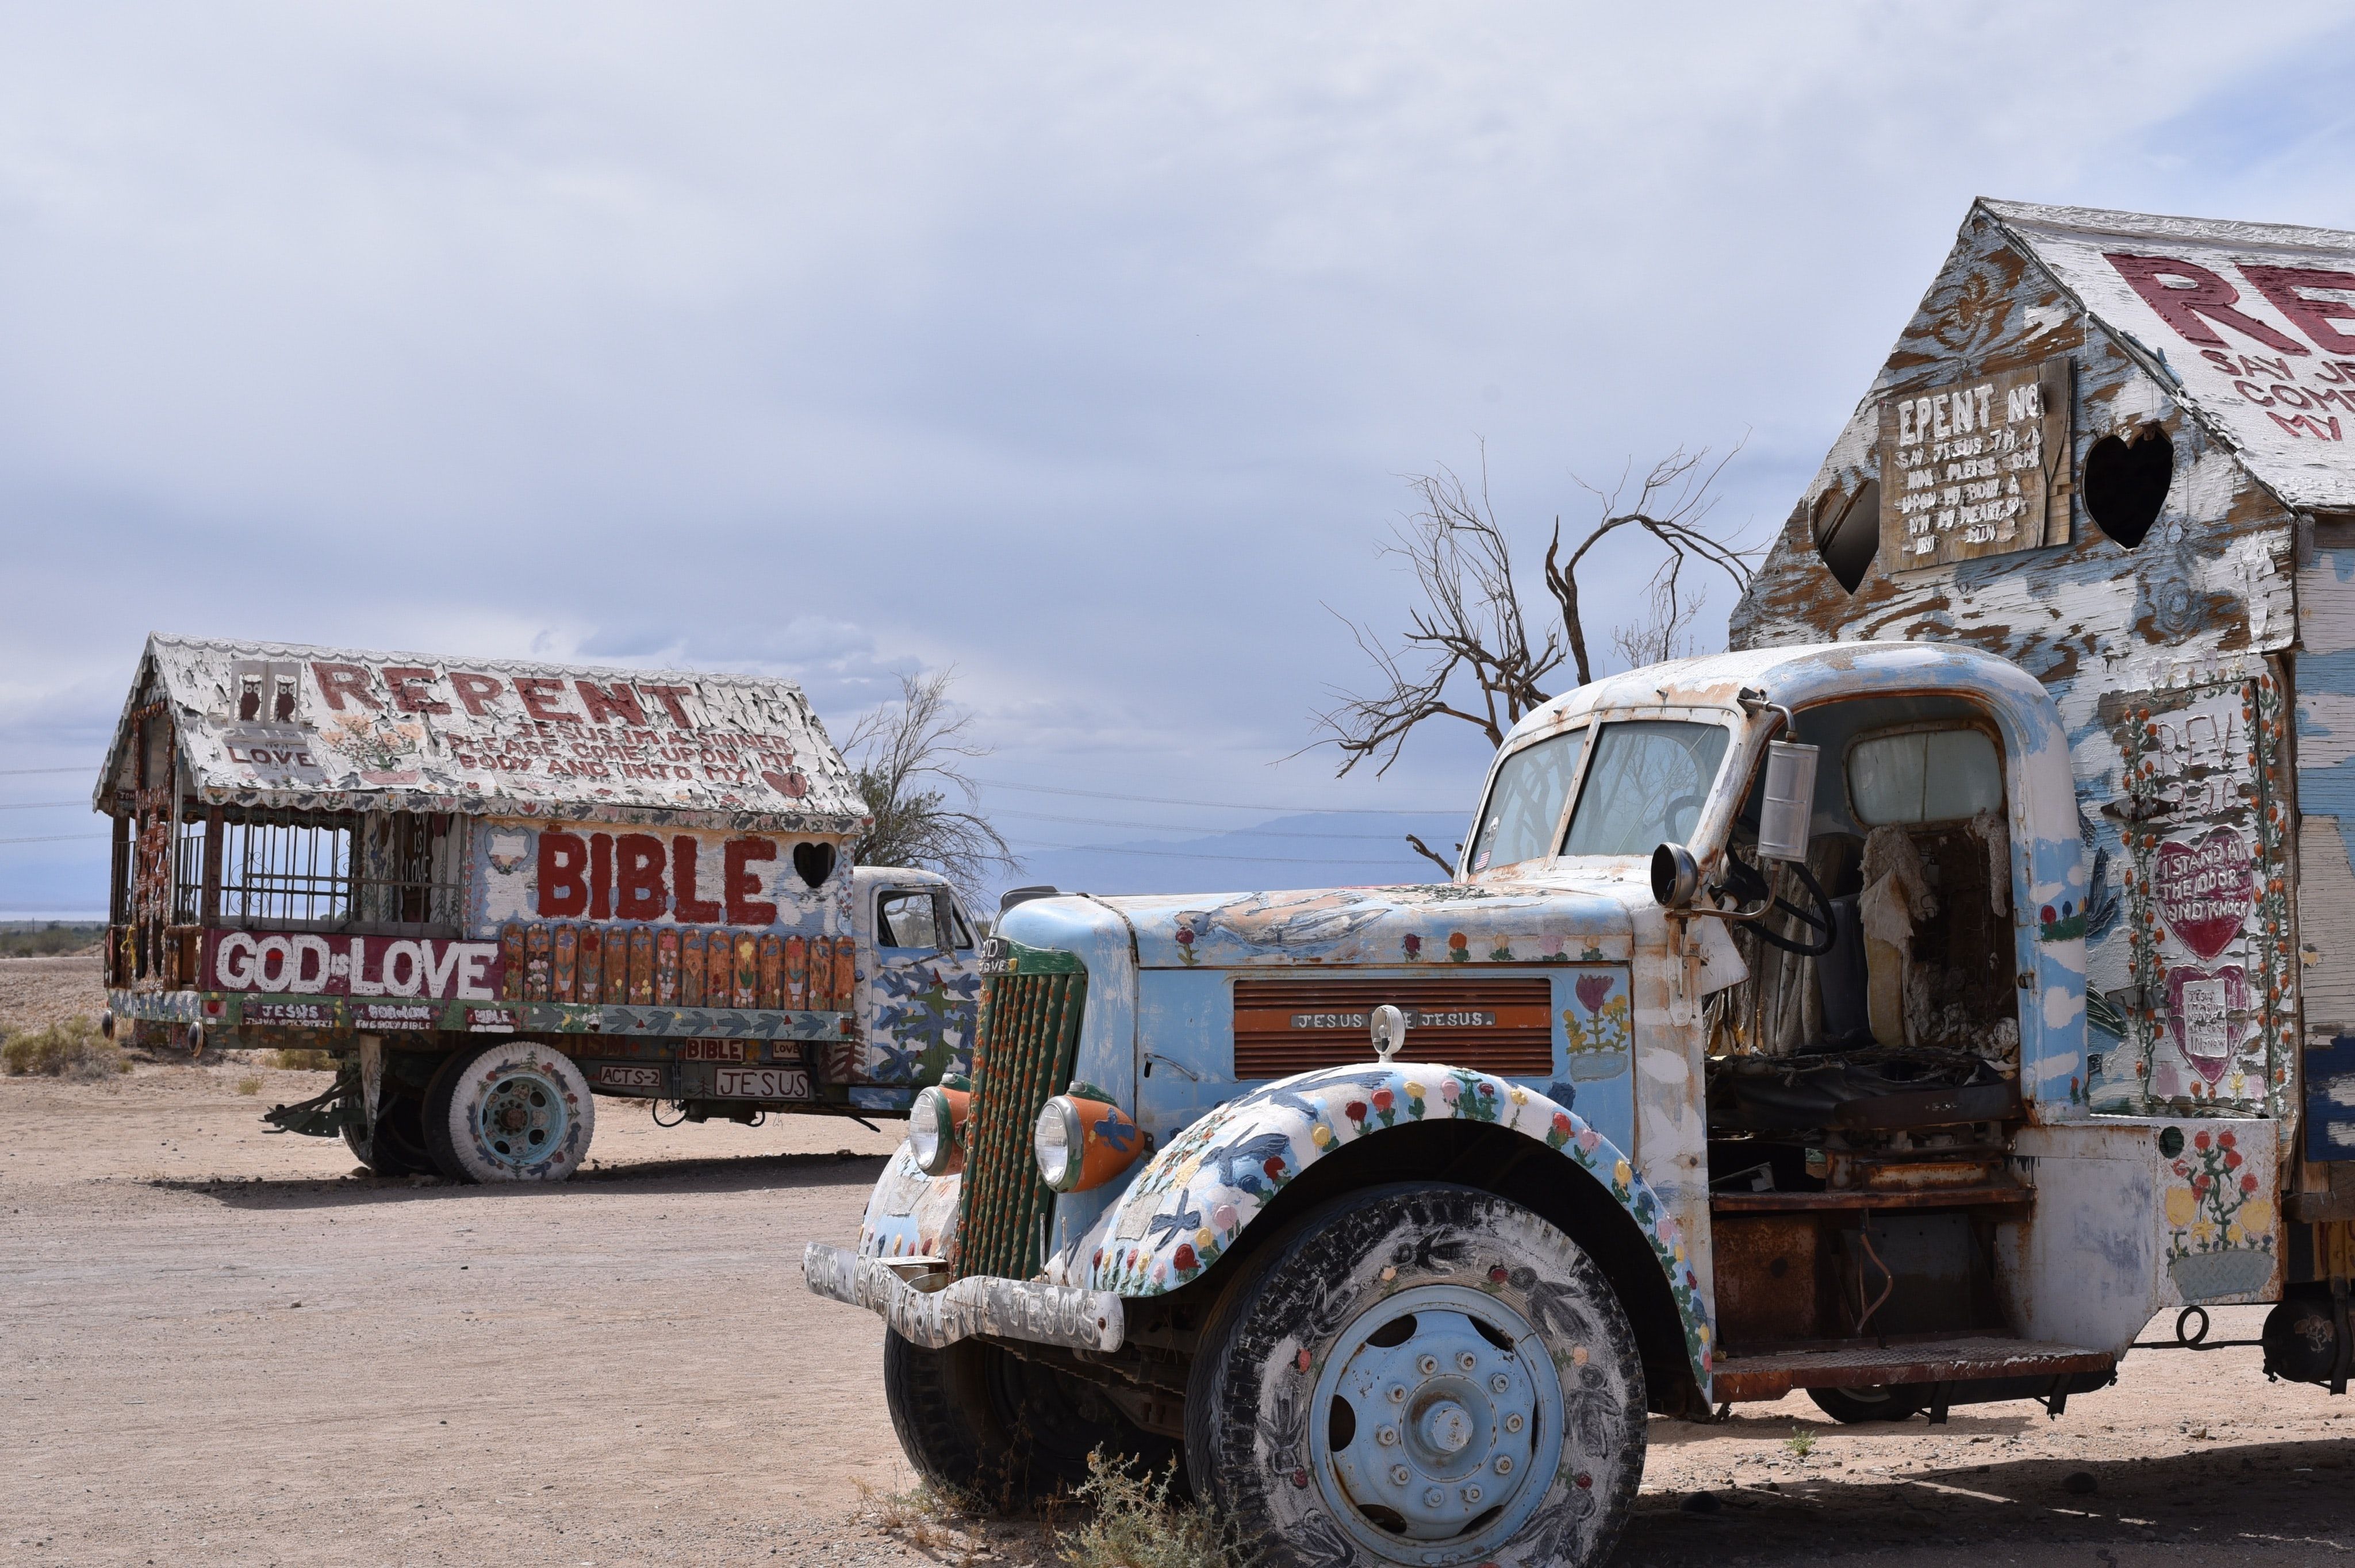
[
  {"left": 2152, "top": 826, "right": 2253, "bottom": 962},
  {"left": 2166, "top": 964, "right": 2247, "bottom": 1085},
  {"left": 762, "top": 770, "right": 809, "bottom": 798}
]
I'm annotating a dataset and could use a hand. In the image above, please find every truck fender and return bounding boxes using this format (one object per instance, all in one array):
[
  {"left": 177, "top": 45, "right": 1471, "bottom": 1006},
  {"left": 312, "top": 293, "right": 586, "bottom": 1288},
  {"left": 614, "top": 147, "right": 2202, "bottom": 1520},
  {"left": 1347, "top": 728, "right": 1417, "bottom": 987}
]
[{"left": 1061, "top": 1061, "right": 1714, "bottom": 1394}]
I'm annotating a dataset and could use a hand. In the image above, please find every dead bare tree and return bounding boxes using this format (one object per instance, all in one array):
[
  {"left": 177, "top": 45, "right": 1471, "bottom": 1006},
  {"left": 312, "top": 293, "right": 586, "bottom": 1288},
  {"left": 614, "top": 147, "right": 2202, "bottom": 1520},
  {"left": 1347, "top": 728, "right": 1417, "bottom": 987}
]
[
  {"left": 843, "top": 670, "right": 1014, "bottom": 906},
  {"left": 1312, "top": 441, "right": 1756, "bottom": 871}
]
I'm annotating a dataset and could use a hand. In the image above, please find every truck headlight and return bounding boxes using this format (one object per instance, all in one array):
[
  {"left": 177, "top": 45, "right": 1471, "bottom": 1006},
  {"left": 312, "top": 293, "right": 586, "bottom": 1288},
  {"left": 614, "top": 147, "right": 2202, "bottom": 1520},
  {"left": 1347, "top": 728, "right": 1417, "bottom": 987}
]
[
  {"left": 908, "top": 1085, "right": 969, "bottom": 1176},
  {"left": 1033, "top": 1093, "right": 1144, "bottom": 1193}
]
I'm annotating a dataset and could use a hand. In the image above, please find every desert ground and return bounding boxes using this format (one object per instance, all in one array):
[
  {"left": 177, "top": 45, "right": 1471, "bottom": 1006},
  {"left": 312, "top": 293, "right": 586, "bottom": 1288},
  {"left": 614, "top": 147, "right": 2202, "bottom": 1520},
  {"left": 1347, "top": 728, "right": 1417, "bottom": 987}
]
[{"left": 4, "top": 951, "right": 2352, "bottom": 1566}]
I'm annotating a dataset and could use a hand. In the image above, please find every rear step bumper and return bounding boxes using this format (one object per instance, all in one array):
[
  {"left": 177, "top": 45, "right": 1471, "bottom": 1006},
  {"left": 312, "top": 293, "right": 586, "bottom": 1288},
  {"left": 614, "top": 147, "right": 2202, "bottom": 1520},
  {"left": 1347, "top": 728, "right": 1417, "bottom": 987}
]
[{"left": 802, "top": 1243, "right": 1126, "bottom": 1353}]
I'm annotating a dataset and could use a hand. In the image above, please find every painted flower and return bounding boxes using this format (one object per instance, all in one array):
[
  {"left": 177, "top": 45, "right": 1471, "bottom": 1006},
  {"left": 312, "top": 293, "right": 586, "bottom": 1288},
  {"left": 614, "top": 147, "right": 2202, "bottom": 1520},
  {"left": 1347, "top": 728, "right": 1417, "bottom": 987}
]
[
  {"left": 1264, "top": 1155, "right": 1287, "bottom": 1179},
  {"left": 2224, "top": 1149, "right": 2242, "bottom": 1170},
  {"left": 1345, "top": 1100, "right": 1368, "bottom": 1123},
  {"left": 1402, "top": 933, "right": 1423, "bottom": 959},
  {"left": 1612, "top": 1159, "right": 1633, "bottom": 1189},
  {"left": 2172, "top": 1159, "right": 2189, "bottom": 1178},
  {"left": 2165, "top": 1187, "right": 2198, "bottom": 1228},
  {"left": 1405, "top": 1081, "right": 1426, "bottom": 1100},
  {"left": 1311, "top": 1124, "right": 1334, "bottom": 1148},
  {"left": 1439, "top": 1079, "right": 1460, "bottom": 1105},
  {"left": 1213, "top": 1202, "right": 1238, "bottom": 1232},
  {"left": 2240, "top": 1172, "right": 2259, "bottom": 1194},
  {"left": 1195, "top": 1227, "right": 1215, "bottom": 1251},
  {"left": 2192, "top": 1173, "right": 2212, "bottom": 1195},
  {"left": 1576, "top": 1128, "right": 1601, "bottom": 1154},
  {"left": 2217, "top": 1129, "right": 2236, "bottom": 1150},
  {"left": 1371, "top": 1089, "right": 1395, "bottom": 1113},
  {"left": 1447, "top": 932, "right": 1470, "bottom": 962},
  {"left": 1175, "top": 926, "right": 1194, "bottom": 946},
  {"left": 1172, "top": 1244, "right": 1197, "bottom": 1271},
  {"left": 1550, "top": 1112, "right": 1574, "bottom": 1139},
  {"left": 2195, "top": 1130, "right": 2212, "bottom": 1151},
  {"left": 2242, "top": 1197, "right": 2275, "bottom": 1233},
  {"left": 1575, "top": 974, "right": 1612, "bottom": 1013}
]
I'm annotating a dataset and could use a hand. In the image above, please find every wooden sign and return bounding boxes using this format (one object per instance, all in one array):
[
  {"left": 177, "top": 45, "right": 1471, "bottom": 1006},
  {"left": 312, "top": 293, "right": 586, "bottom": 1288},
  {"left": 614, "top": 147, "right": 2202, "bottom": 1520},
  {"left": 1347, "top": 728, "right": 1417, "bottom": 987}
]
[{"left": 1881, "top": 358, "right": 2071, "bottom": 570}]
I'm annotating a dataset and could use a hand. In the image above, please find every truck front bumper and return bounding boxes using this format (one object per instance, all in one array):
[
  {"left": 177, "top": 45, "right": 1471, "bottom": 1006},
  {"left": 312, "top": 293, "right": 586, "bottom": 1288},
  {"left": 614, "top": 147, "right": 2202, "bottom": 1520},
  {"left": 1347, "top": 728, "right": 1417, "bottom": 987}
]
[{"left": 802, "top": 1243, "right": 1126, "bottom": 1354}]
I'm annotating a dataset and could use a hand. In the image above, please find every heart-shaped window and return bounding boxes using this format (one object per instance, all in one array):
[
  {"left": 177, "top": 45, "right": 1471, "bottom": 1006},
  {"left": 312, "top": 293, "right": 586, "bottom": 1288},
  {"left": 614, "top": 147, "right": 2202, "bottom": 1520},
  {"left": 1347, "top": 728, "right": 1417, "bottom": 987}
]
[
  {"left": 791, "top": 841, "right": 837, "bottom": 889},
  {"left": 2082, "top": 426, "right": 2173, "bottom": 549},
  {"left": 1814, "top": 479, "right": 1880, "bottom": 594}
]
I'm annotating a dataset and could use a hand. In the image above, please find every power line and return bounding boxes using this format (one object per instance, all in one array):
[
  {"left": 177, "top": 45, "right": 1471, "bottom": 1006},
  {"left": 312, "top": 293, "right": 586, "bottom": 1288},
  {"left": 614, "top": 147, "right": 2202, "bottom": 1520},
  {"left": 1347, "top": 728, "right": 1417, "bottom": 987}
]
[
  {"left": 0, "top": 833, "right": 107, "bottom": 846},
  {"left": 0, "top": 767, "right": 90, "bottom": 776},
  {"left": 1007, "top": 837, "right": 1425, "bottom": 867},
  {"left": 994, "top": 806, "right": 1441, "bottom": 841},
  {"left": 0, "top": 801, "right": 84, "bottom": 810},
  {"left": 972, "top": 775, "right": 1456, "bottom": 815}
]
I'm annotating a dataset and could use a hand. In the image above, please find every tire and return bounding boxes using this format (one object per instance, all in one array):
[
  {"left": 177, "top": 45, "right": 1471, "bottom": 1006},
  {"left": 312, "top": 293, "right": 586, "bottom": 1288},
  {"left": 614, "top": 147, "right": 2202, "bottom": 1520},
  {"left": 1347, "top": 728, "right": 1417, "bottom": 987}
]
[
  {"left": 420, "top": 1040, "right": 594, "bottom": 1183},
  {"left": 343, "top": 1091, "right": 437, "bottom": 1177},
  {"left": 1187, "top": 1183, "right": 1647, "bottom": 1568},
  {"left": 883, "top": 1331, "right": 1178, "bottom": 1506},
  {"left": 1805, "top": 1385, "right": 1923, "bottom": 1425}
]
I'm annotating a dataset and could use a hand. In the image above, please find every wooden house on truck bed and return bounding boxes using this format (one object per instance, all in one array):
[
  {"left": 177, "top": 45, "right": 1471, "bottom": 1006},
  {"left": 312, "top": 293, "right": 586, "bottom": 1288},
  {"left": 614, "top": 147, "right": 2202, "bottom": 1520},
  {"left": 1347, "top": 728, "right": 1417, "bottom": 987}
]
[
  {"left": 95, "top": 635, "right": 984, "bottom": 1183},
  {"left": 1731, "top": 199, "right": 2355, "bottom": 1281}
]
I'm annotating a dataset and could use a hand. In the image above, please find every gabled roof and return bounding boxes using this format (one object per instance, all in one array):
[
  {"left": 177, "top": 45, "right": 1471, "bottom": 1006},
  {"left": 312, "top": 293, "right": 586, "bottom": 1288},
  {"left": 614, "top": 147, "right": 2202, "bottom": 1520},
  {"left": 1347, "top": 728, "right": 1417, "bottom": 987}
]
[
  {"left": 1981, "top": 198, "right": 2355, "bottom": 512},
  {"left": 99, "top": 634, "right": 870, "bottom": 834}
]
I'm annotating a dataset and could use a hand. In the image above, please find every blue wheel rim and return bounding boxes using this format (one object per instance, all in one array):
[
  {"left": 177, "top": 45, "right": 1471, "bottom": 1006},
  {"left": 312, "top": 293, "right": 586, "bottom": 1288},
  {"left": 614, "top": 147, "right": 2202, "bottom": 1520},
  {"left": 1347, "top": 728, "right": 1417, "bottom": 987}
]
[
  {"left": 473, "top": 1065, "right": 572, "bottom": 1171},
  {"left": 1308, "top": 1281, "right": 1566, "bottom": 1562}
]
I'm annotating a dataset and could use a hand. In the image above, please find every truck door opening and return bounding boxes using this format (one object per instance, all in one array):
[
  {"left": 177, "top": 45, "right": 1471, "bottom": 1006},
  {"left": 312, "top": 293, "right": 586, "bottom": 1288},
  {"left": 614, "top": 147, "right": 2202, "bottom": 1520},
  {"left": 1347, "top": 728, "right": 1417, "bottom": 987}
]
[{"left": 1702, "top": 695, "right": 2036, "bottom": 1372}]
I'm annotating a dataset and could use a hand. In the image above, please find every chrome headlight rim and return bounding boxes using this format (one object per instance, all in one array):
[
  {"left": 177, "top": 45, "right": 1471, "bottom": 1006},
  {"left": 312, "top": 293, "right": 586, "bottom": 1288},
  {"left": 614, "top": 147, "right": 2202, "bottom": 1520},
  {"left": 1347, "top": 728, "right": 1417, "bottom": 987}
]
[
  {"left": 910, "top": 1085, "right": 958, "bottom": 1175},
  {"left": 1033, "top": 1095, "right": 1084, "bottom": 1192}
]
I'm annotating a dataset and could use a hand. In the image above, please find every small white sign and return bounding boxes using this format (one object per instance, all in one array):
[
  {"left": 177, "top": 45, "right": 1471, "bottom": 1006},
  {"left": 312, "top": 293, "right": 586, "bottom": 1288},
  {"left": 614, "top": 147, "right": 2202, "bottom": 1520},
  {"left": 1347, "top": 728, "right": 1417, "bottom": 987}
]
[{"left": 712, "top": 1066, "right": 812, "bottom": 1100}]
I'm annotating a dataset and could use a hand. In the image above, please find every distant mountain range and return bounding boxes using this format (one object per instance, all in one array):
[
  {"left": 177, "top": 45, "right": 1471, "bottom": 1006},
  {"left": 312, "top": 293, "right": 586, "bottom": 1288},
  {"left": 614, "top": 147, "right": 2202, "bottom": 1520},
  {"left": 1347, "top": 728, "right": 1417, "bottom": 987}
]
[{"left": 985, "top": 810, "right": 1470, "bottom": 912}]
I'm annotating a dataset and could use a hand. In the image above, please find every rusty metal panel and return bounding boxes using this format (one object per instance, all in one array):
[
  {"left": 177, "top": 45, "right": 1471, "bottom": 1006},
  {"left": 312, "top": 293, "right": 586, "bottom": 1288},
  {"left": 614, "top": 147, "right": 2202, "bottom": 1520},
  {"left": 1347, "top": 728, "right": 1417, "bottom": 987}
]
[
  {"left": 1710, "top": 1336, "right": 2111, "bottom": 1402},
  {"left": 95, "top": 634, "right": 868, "bottom": 835},
  {"left": 1710, "top": 1213, "right": 1828, "bottom": 1347},
  {"left": 1230, "top": 974, "right": 1555, "bottom": 1078}
]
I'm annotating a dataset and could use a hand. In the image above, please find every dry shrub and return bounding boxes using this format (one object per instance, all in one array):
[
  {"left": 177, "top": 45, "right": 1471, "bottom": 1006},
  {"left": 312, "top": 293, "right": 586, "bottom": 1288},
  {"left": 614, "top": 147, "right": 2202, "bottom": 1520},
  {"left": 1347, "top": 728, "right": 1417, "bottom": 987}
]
[
  {"left": 269, "top": 1048, "right": 335, "bottom": 1071},
  {"left": 2, "top": 1017, "right": 129, "bottom": 1081},
  {"left": 1058, "top": 1451, "right": 1255, "bottom": 1568},
  {"left": 235, "top": 1075, "right": 264, "bottom": 1096},
  {"left": 854, "top": 1477, "right": 988, "bottom": 1553}
]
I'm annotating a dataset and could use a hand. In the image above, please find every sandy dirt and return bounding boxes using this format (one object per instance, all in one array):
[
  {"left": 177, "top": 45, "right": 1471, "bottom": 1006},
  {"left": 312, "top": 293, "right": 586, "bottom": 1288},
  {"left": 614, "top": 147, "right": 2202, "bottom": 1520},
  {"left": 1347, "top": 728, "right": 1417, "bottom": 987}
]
[
  {"left": 3, "top": 961, "right": 2352, "bottom": 1565},
  {"left": 0, "top": 952, "right": 109, "bottom": 1036}
]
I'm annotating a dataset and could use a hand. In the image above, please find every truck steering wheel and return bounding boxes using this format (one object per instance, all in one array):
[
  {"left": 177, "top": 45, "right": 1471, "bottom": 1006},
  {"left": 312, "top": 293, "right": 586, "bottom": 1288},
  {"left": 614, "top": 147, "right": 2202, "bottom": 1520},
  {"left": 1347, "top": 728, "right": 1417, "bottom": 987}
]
[{"left": 1717, "top": 849, "right": 1840, "bottom": 956}]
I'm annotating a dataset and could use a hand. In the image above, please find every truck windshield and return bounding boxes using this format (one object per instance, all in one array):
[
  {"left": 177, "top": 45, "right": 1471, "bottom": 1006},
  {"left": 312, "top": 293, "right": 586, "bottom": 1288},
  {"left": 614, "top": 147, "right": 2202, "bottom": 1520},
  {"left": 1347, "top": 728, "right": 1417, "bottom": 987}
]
[
  {"left": 1560, "top": 720, "right": 1731, "bottom": 856},
  {"left": 1467, "top": 729, "right": 1586, "bottom": 873}
]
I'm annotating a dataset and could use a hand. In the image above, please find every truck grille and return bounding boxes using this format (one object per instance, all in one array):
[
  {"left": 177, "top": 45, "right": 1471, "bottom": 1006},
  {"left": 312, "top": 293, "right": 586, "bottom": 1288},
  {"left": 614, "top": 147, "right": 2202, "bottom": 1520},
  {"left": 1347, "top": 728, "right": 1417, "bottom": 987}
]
[
  {"left": 954, "top": 943, "right": 1087, "bottom": 1281},
  {"left": 1233, "top": 975, "right": 1556, "bottom": 1078}
]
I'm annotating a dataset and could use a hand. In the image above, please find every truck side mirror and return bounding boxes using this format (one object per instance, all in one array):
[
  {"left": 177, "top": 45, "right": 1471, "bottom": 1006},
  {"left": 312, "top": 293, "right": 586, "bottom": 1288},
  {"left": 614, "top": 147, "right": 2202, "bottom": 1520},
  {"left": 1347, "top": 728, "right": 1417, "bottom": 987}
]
[
  {"left": 1651, "top": 843, "right": 1699, "bottom": 908},
  {"left": 1758, "top": 739, "right": 1819, "bottom": 864}
]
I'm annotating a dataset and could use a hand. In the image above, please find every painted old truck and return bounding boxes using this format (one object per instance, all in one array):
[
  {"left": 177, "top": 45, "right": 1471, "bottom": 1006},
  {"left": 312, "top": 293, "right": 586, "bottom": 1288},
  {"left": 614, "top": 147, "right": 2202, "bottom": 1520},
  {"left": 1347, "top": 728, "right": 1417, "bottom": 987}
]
[
  {"left": 806, "top": 199, "right": 2355, "bottom": 1568},
  {"left": 95, "top": 635, "right": 981, "bottom": 1181}
]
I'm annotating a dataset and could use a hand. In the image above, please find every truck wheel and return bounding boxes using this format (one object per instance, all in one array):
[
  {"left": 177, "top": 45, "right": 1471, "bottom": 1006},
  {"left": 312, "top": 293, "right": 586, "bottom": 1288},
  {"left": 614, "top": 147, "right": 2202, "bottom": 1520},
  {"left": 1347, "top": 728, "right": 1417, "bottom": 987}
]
[
  {"left": 343, "top": 1092, "right": 436, "bottom": 1177},
  {"left": 1805, "top": 1385, "right": 1921, "bottom": 1424},
  {"left": 421, "top": 1040, "right": 594, "bottom": 1183},
  {"left": 1187, "top": 1183, "right": 1646, "bottom": 1568},
  {"left": 883, "top": 1331, "right": 1178, "bottom": 1505}
]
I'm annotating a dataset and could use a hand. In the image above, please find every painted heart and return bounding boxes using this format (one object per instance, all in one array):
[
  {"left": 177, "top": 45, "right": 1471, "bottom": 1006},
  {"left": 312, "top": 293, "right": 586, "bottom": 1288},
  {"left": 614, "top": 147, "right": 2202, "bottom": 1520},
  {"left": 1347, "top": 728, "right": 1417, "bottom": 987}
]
[
  {"left": 2152, "top": 825, "right": 2254, "bottom": 962},
  {"left": 2165, "top": 963, "right": 2249, "bottom": 1085},
  {"left": 762, "top": 769, "right": 810, "bottom": 798}
]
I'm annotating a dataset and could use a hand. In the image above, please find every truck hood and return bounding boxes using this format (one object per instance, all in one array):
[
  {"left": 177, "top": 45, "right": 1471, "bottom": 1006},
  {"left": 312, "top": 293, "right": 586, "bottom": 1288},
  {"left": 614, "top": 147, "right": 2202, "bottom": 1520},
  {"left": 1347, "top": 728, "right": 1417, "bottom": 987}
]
[{"left": 1093, "top": 869, "right": 1648, "bottom": 969}]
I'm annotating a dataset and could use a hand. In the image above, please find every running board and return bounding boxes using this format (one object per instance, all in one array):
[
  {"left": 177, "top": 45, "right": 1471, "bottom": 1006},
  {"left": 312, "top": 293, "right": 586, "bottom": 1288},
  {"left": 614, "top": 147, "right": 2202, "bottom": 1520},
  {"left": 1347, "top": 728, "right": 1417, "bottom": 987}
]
[{"left": 1712, "top": 1336, "right": 2112, "bottom": 1402}]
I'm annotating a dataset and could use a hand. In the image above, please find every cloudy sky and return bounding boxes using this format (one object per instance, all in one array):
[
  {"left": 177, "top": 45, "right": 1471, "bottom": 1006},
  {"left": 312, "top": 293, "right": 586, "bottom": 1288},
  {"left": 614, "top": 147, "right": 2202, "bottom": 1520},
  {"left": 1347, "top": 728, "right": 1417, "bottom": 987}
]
[{"left": 6, "top": 3, "right": 2355, "bottom": 912}]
